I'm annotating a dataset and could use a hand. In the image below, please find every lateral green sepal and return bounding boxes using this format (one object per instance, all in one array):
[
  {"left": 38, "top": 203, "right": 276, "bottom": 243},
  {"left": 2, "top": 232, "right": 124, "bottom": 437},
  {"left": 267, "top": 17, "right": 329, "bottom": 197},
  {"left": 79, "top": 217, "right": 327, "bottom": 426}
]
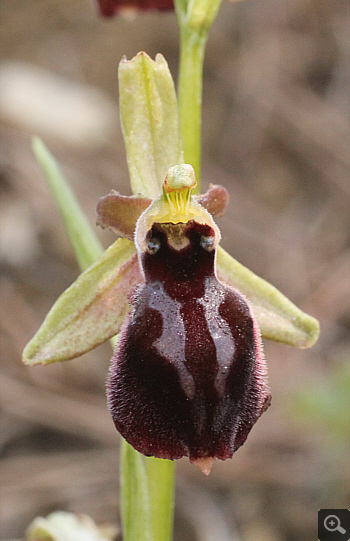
[
  {"left": 216, "top": 246, "right": 320, "bottom": 348},
  {"left": 22, "top": 239, "right": 140, "bottom": 365}
]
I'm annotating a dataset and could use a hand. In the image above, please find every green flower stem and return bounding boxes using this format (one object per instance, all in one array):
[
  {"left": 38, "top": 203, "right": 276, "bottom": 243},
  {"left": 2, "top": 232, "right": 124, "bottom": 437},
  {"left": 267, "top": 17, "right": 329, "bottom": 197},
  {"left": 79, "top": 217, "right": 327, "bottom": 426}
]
[
  {"left": 176, "top": 0, "right": 223, "bottom": 185},
  {"left": 120, "top": 433, "right": 175, "bottom": 541},
  {"left": 145, "top": 457, "right": 175, "bottom": 541},
  {"left": 120, "top": 441, "right": 153, "bottom": 541},
  {"left": 177, "top": 27, "right": 207, "bottom": 184}
]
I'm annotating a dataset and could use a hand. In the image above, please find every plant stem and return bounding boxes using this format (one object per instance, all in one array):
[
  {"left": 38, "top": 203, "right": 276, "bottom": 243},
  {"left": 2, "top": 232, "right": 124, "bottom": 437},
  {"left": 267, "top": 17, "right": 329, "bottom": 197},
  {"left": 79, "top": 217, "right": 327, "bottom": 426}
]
[
  {"left": 120, "top": 441, "right": 153, "bottom": 541},
  {"left": 146, "top": 457, "right": 175, "bottom": 541},
  {"left": 177, "top": 27, "right": 207, "bottom": 186},
  {"left": 176, "top": 0, "right": 224, "bottom": 187}
]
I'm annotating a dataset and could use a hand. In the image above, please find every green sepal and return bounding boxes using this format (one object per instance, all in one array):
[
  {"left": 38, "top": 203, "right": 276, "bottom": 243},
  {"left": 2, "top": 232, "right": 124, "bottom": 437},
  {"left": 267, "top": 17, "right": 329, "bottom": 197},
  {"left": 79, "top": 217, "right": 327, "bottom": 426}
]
[
  {"left": 119, "top": 52, "right": 184, "bottom": 198},
  {"left": 22, "top": 239, "right": 141, "bottom": 365},
  {"left": 216, "top": 246, "right": 320, "bottom": 348}
]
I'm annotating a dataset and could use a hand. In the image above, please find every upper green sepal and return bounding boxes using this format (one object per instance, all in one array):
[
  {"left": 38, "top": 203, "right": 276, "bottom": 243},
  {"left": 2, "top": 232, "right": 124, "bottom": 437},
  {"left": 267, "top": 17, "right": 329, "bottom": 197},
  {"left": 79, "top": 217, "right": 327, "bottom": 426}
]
[
  {"left": 22, "top": 238, "right": 140, "bottom": 365},
  {"left": 216, "top": 246, "right": 320, "bottom": 348},
  {"left": 119, "top": 52, "right": 184, "bottom": 198}
]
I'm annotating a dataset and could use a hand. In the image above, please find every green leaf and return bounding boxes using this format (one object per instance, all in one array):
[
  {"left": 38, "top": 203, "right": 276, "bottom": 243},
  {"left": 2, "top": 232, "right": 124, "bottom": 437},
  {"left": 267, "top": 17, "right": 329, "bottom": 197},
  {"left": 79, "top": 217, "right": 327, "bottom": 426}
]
[
  {"left": 32, "top": 137, "right": 103, "bottom": 271},
  {"left": 22, "top": 239, "right": 140, "bottom": 365},
  {"left": 216, "top": 246, "right": 320, "bottom": 348},
  {"left": 119, "top": 52, "right": 184, "bottom": 198},
  {"left": 120, "top": 441, "right": 153, "bottom": 541}
]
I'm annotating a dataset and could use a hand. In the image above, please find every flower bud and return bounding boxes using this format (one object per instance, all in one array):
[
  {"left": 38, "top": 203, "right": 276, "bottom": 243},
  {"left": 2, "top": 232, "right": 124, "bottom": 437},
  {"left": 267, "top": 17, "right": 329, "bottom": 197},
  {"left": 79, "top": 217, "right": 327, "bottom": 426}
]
[{"left": 96, "top": 0, "right": 174, "bottom": 18}]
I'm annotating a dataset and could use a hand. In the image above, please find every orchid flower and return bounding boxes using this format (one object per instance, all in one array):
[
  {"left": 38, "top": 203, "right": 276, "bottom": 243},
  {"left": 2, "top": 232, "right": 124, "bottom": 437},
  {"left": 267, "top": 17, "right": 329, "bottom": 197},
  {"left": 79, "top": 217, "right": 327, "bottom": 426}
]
[
  {"left": 22, "top": 1, "right": 320, "bottom": 537},
  {"left": 23, "top": 53, "right": 319, "bottom": 475}
]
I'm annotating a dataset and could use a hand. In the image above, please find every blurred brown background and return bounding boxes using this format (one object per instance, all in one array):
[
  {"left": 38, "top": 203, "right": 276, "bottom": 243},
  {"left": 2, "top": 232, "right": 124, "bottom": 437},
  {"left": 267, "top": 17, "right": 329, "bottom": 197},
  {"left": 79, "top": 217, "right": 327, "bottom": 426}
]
[{"left": 0, "top": 0, "right": 349, "bottom": 540}]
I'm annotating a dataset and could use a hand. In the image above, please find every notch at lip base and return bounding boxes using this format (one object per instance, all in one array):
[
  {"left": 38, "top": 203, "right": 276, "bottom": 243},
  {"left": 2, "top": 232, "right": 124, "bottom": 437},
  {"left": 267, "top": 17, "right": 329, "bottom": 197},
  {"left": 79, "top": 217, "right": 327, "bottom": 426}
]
[{"left": 135, "top": 196, "right": 221, "bottom": 254}]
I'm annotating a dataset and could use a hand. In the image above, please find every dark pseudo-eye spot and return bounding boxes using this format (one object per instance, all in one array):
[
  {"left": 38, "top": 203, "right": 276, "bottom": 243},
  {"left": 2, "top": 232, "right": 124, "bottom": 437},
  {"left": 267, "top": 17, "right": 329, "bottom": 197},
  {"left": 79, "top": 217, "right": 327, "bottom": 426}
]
[
  {"left": 147, "top": 237, "right": 161, "bottom": 254},
  {"left": 200, "top": 235, "right": 215, "bottom": 251}
]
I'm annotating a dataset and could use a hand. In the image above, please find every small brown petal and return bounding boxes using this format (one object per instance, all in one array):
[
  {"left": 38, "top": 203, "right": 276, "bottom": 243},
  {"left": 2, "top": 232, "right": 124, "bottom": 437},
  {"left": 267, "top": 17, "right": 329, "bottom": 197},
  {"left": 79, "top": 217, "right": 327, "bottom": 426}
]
[
  {"left": 96, "top": 190, "right": 151, "bottom": 239},
  {"left": 196, "top": 184, "right": 230, "bottom": 218}
]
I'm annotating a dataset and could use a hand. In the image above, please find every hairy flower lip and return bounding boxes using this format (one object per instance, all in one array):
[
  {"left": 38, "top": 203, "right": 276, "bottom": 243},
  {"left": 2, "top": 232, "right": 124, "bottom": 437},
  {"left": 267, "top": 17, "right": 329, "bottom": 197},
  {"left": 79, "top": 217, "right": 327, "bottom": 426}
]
[
  {"left": 95, "top": 0, "right": 174, "bottom": 18},
  {"left": 107, "top": 219, "right": 271, "bottom": 465}
]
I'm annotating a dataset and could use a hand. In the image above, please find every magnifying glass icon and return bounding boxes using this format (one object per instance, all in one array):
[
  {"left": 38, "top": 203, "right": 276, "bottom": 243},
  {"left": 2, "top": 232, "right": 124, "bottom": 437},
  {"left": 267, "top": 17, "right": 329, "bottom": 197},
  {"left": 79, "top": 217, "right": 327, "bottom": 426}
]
[{"left": 324, "top": 515, "right": 346, "bottom": 534}]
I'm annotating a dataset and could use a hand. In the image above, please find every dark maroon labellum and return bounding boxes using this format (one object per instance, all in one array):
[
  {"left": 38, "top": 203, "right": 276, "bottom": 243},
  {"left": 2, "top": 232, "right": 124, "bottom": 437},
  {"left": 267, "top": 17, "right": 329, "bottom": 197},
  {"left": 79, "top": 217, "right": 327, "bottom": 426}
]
[
  {"left": 96, "top": 0, "right": 174, "bottom": 17},
  {"left": 107, "top": 220, "right": 270, "bottom": 471}
]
